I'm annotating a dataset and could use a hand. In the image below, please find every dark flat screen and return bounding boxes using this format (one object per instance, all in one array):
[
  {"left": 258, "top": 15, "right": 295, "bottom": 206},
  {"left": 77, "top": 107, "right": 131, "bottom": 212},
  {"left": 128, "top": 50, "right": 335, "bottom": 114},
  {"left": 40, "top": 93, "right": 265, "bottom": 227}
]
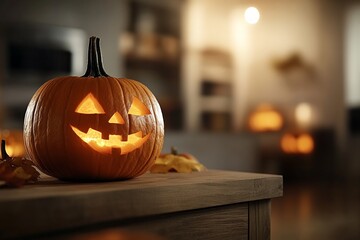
[{"left": 8, "top": 43, "right": 71, "bottom": 73}]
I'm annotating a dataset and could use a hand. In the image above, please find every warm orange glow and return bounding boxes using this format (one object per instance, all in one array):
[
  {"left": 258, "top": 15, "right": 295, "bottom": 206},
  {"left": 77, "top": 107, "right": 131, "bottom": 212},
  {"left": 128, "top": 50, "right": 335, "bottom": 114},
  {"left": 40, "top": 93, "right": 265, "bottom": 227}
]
[
  {"left": 249, "top": 104, "right": 283, "bottom": 132},
  {"left": 281, "top": 133, "right": 314, "bottom": 154},
  {"left": 128, "top": 97, "right": 150, "bottom": 115},
  {"left": 297, "top": 134, "right": 314, "bottom": 154},
  {"left": 108, "top": 112, "right": 125, "bottom": 124},
  {"left": 76, "top": 93, "right": 105, "bottom": 114},
  {"left": 71, "top": 126, "right": 150, "bottom": 155},
  {"left": 72, "top": 95, "right": 151, "bottom": 154},
  {"left": 0, "top": 130, "right": 25, "bottom": 157},
  {"left": 4, "top": 143, "right": 25, "bottom": 157},
  {"left": 281, "top": 134, "right": 298, "bottom": 153}
]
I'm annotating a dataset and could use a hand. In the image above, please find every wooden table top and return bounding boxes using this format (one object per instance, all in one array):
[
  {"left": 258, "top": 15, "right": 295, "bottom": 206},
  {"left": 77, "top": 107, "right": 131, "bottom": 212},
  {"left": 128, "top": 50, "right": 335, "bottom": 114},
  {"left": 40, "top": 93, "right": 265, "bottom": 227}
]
[{"left": 0, "top": 170, "right": 282, "bottom": 239}]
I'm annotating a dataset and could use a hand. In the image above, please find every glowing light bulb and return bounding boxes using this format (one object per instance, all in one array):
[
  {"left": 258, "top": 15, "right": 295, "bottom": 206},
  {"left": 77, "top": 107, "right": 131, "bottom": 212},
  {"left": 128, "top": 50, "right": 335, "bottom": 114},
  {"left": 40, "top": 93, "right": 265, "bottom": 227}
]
[
  {"left": 295, "top": 103, "right": 312, "bottom": 126},
  {"left": 244, "top": 7, "right": 260, "bottom": 24}
]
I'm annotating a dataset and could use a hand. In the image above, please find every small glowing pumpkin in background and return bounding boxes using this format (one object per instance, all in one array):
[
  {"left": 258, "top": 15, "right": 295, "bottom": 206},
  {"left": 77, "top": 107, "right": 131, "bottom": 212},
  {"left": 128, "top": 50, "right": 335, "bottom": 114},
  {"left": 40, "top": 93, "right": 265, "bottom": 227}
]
[
  {"left": 248, "top": 104, "right": 284, "bottom": 132},
  {"left": 23, "top": 37, "right": 164, "bottom": 181},
  {"left": 0, "top": 130, "right": 25, "bottom": 157},
  {"left": 281, "top": 133, "right": 314, "bottom": 154}
]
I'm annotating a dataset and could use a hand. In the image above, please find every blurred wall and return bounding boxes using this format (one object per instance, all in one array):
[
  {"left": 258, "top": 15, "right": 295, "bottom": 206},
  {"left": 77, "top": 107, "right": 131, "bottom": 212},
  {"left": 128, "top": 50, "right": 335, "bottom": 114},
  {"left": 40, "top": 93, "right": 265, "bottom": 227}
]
[{"left": 183, "top": 0, "right": 347, "bottom": 149}]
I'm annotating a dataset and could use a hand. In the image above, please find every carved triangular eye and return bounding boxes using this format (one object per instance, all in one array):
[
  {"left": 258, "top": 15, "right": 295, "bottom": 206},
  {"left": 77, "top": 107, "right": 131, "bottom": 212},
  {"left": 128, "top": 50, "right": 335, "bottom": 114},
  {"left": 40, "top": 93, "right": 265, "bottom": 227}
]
[
  {"left": 108, "top": 112, "right": 125, "bottom": 124},
  {"left": 128, "top": 97, "right": 150, "bottom": 116},
  {"left": 76, "top": 93, "right": 105, "bottom": 114}
]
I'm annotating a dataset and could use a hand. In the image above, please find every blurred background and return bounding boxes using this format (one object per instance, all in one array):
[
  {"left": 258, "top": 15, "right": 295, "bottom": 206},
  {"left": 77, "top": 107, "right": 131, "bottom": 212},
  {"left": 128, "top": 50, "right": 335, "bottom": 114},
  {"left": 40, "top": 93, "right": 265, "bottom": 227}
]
[{"left": 0, "top": 0, "right": 359, "bottom": 239}]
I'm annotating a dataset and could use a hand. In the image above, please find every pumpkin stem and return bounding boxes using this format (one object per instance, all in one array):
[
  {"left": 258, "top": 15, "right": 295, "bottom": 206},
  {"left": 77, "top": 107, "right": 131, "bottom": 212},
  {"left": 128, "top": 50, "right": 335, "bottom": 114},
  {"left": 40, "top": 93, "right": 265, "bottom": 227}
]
[
  {"left": 1, "top": 140, "right": 10, "bottom": 160},
  {"left": 82, "top": 36, "right": 109, "bottom": 77}
]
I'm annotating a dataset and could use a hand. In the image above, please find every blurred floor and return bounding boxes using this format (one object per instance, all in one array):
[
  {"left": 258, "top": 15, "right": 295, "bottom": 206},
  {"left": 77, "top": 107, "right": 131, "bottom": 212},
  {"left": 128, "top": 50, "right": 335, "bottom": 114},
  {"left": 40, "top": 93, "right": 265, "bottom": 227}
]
[{"left": 271, "top": 180, "right": 360, "bottom": 240}]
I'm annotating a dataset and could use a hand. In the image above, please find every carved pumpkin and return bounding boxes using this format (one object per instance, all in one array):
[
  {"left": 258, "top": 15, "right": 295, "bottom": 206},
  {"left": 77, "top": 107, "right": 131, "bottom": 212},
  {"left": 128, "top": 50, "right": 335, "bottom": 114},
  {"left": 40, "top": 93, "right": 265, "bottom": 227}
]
[
  {"left": 23, "top": 37, "right": 164, "bottom": 180},
  {"left": 281, "top": 133, "right": 314, "bottom": 154},
  {"left": 248, "top": 104, "right": 284, "bottom": 132}
]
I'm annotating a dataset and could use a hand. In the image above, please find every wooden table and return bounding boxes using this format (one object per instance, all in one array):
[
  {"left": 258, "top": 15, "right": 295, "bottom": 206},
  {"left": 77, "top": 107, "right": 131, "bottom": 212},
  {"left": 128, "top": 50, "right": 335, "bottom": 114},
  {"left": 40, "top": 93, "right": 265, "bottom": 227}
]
[{"left": 0, "top": 170, "right": 282, "bottom": 240}]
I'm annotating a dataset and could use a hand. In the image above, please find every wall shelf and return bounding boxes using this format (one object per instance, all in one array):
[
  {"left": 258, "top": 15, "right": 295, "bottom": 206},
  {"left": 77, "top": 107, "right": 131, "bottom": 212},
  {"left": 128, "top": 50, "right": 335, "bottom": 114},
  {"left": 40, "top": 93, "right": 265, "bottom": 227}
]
[{"left": 121, "top": 0, "right": 183, "bottom": 130}]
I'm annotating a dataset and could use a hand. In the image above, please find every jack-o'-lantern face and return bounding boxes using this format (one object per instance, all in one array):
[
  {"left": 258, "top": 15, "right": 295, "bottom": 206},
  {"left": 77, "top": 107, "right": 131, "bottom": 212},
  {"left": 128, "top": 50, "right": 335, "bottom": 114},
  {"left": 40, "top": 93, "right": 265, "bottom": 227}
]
[
  {"left": 70, "top": 93, "right": 151, "bottom": 155},
  {"left": 24, "top": 36, "right": 165, "bottom": 180}
]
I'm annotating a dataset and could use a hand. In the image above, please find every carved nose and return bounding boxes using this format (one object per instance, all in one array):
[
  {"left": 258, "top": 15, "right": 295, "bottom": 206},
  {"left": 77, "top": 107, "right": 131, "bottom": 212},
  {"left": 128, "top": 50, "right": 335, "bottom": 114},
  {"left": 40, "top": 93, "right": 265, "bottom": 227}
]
[{"left": 108, "top": 112, "right": 125, "bottom": 124}]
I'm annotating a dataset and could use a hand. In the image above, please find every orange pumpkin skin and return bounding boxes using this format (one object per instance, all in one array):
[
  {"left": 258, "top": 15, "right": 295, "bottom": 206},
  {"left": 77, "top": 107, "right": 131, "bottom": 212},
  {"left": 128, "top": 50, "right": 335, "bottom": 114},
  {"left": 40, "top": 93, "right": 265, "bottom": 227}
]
[{"left": 23, "top": 37, "right": 164, "bottom": 181}]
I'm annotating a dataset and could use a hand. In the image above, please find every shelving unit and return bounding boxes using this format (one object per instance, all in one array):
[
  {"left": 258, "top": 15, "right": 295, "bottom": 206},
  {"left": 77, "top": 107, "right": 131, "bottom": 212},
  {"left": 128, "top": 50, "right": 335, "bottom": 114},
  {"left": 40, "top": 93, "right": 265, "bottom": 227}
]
[
  {"left": 120, "top": 0, "right": 183, "bottom": 130},
  {"left": 184, "top": 48, "right": 234, "bottom": 131}
]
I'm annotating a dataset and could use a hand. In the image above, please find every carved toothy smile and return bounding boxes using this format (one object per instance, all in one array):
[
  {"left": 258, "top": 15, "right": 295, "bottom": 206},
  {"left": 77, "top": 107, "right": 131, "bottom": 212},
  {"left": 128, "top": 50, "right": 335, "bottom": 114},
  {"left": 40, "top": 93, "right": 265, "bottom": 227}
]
[{"left": 71, "top": 126, "right": 150, "bottom": 155}]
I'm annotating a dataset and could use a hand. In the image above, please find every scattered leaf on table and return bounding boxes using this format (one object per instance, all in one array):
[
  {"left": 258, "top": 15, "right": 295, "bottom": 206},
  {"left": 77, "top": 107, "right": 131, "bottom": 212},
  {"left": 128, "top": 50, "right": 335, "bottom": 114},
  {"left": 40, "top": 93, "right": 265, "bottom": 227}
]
[{"left": 150, "top": 147, "right": 206, "bottom": 174}]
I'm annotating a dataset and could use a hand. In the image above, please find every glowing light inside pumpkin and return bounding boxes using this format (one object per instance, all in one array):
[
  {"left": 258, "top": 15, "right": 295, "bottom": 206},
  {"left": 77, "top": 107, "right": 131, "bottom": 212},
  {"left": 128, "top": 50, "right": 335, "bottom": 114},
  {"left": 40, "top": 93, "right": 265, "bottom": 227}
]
[
  {"left": 72, "top": 95, "right": 152, "bottom": 154},
  {"left": 71, "top": 126, "right": 150, "bottom": 155},
  {"left": 281, "top": 133, "right": 314, "bottom": 154},
  {"left": 249, "top": 104, "right": 284, "bottom": 132},
  {"left": 76, "top": 93, "right": 105, "bottom": 114},
  {"left": 128, "top": 97, "right": 150, "bottom": 115},
  {"left": 108, "top": 112, "right": 125, "bottom": 124}
]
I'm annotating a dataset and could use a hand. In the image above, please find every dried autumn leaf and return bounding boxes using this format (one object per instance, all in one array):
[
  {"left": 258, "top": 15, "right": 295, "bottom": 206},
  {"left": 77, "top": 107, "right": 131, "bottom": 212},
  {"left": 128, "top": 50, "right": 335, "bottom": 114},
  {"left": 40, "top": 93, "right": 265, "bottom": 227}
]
[
  {"left": 0, "top": 140, "right": 40, "bottom": 187},
  {"left": 150, "top": 147, "right": 206, "bottom": 174}
]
